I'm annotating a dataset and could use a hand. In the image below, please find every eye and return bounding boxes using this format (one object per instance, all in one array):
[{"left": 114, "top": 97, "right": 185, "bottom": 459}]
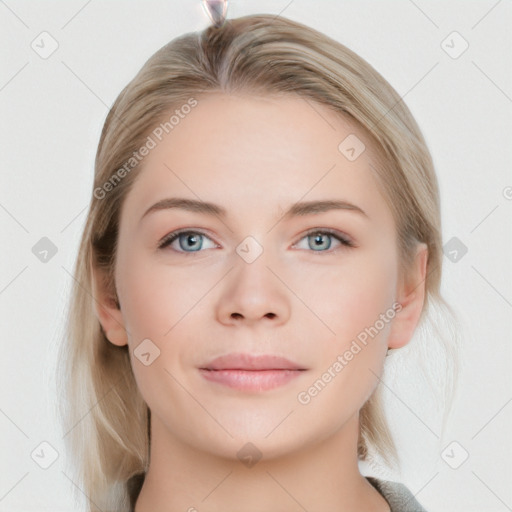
[
  {"left": 158, "top": 228, "right": 354, "bottom": 254},
  {"left": 158, "top": 230, "right": 218, "bottom": 253},
  {"left": 293, "top": 229, "right": 354, "bottom": 253}
]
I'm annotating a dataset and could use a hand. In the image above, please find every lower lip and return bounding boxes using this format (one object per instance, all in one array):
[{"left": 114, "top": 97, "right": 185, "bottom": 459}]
[{"left": 199, "top": 369, "right": 303, "bottom": 391}]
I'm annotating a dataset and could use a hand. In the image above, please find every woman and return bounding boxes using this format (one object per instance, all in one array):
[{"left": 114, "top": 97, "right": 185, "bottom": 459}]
[{"left": 58, "top": 13, "right": 457, "bottom": 512}]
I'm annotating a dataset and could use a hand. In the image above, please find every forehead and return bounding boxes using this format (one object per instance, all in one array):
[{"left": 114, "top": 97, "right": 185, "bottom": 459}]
[{"left": 121, "top": 92, "right": 391, "bottom": 228}]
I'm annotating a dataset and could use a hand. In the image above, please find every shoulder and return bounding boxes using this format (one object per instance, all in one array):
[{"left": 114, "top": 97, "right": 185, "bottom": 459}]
[{"left": 366, "top": 477, "right": 428, "bottom": 512}]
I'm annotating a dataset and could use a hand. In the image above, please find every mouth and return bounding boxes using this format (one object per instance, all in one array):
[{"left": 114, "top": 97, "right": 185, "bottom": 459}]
[{"left": 198, "top": 353, "right": 307, "bottom": 392}]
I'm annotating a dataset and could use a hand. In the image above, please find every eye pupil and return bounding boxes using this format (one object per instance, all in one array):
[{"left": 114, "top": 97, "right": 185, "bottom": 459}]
[
  {"left": 309, "top": 232, "right": 331, "bottom": 251},
  {"left": 181, "top": 233, "right": 202, "bottom": 251}
]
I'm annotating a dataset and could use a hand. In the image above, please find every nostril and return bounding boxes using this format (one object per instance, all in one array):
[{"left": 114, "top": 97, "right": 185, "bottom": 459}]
[{"left": 265, "top": 313, "right": 276, "bottom": 319}]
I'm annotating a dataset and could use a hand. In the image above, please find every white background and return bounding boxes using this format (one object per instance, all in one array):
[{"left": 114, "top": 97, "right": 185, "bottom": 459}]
[{"left": 1, "top": 1, "right": 511, "bottom": 511}]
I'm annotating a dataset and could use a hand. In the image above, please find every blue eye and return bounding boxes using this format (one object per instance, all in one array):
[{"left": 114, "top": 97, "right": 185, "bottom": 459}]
[
  {"left": 158, "top": 230, "right": 217, "bottom": 252},
  {"left": 158, "top": 229, "right": 354, "bottom": 254},
  {"left": 294, "top": 229, "right": 354, "bottom": 252}
]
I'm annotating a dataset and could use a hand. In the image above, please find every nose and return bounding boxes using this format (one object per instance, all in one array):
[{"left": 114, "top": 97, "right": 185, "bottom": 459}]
[{"left": 215, "top": 247, "right": 291, "bottom": 327}]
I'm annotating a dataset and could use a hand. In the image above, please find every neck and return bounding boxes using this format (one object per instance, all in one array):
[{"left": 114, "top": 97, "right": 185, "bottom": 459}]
[{"left": 134, "top": 413, "right": 389, "bottom": 512}]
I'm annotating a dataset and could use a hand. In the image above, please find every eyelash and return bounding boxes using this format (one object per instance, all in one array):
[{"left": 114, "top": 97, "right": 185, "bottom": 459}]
[{"left": 157, "top": 228, "right": 355, "bottom": 254}]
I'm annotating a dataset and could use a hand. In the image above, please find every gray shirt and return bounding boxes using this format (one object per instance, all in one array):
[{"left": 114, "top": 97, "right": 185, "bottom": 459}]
[
  {"left": 128, "top": 475, "right": 428, "bottom": 511},
  {"left": 367, "top": 477, "right": 428, "bottom": 512}
]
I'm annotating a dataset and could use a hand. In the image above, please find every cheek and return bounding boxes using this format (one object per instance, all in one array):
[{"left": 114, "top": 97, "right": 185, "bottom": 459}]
[
  {"left": 117, "top": 247, "right": 203, "bottom": 340},
  {"left": 301, "top": 250, "right": 398, "bottom": 343},
  {"left": 297, "top": 248, "right": 397, "bottom": 414},
  {"left": 293, "top": 252, "right": 397, "bottom": 423},
  {"left": 115, "top": 251, "right": 199, "bottom": 412},
  {"left": 118, "top": 262, "right": 171, "bottom": 339}
]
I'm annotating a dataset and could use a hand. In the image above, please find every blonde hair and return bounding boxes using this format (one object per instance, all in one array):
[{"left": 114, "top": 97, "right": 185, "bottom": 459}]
[{"left": 57, "top": 14, "right": 458, "bottom": 511}]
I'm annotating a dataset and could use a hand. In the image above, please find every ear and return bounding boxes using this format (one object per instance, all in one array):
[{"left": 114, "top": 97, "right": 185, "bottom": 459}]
[
  {"left": 91, "top": 263, "right": 128, "bottom": 347},
  {"left": 387, "top": 242, "right": 428, "bottom": 349}
]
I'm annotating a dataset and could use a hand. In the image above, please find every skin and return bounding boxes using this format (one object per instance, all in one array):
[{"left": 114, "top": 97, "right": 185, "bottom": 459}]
[{"left": 94, "top": 92, "right": 428, "bottom": 511}]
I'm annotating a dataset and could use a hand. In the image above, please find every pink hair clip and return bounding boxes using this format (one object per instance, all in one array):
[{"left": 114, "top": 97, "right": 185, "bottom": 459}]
[{"left": 202, "top": 0, "right": 229, "bottom": 28}]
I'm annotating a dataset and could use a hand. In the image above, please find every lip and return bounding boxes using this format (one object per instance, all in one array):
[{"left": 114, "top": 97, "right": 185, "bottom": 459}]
[
  {"left": 201, "top": 353, "right": 305, "bottom": 371},
  {"left": 199, "top": 353, "right": 307, "bottom": 392}
]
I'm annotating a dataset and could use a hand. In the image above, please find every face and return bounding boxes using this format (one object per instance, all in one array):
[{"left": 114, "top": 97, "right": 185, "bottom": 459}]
[{"left": 105, "top": 92, "right": 413, "bottom": 460}]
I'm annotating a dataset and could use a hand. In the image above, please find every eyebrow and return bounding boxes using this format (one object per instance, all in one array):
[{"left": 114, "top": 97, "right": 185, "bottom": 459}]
[{"left": 140, "top": 197, "right": 368, "bottom": 223}]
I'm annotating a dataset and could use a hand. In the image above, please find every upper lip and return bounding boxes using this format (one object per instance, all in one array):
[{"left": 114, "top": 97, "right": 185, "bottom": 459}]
[{"left": 200, "top": 353, "right": 306, "bottom": 371}]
